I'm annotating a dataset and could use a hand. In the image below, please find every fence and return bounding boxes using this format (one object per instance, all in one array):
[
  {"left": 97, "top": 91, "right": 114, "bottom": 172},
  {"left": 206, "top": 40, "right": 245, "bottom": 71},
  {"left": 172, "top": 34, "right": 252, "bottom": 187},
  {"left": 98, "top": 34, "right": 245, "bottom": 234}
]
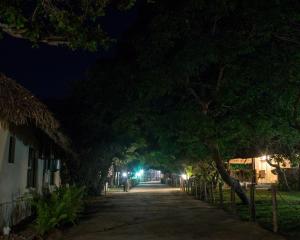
[
  {"left": 181, "top": 177, "right": 300, "bottom": 238},
  {"left": 0, "top": 197, "right": 32, "bottom": 229}
]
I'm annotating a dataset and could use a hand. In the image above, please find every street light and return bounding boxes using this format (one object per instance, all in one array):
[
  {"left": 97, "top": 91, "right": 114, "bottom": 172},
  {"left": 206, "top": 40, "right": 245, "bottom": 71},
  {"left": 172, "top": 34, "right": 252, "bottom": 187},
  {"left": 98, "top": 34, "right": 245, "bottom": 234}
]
[
  {"left": 122, "top": 172, "right": 128, "bottom": 177},
  {"left": 135, "top": 169, "right": 144, "bottom": 178}
]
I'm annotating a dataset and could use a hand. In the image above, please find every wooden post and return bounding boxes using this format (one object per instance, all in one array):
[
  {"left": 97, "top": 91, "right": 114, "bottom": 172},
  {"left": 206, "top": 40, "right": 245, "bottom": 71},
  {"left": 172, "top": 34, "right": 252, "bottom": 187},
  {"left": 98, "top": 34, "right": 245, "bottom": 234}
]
[
  {"left": 199, "top": 181, "right": 202, "bottom": 200},
  {"left": 195, "top": 180, "right": 198, "bottom": 199},
  {"left": 187, "top": 180, "right": 189, "bottom": 193},
  {"left": 192, "top": 180, "right": 195, "bottom": 196},
  {"left": 219, "top": 182, "right": 223, "bottom": 207},
  {"left": 231, "top": 185, "right": 236, "bottom": 212},
  {"left": 249, "top": 183, "right": 256, "bottom": 222},
  {"left": 204, "top": 182, "right": 208, "bottom": 201},
  {"left": 210, "top": 182, "right": 215, "bottom": 204},
  {"left": 271, "top": 184, "right": 278, "bottom": 233},
  {"left": 249, "top": 157, "right": 256, "bottom": 221}
]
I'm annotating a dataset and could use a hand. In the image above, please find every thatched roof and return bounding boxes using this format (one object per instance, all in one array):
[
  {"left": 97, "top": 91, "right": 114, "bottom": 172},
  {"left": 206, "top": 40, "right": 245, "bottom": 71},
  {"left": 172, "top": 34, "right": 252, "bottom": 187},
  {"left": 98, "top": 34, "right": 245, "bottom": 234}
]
[{"left": 0, "top": 73, "right": 73, "bottom": 155}]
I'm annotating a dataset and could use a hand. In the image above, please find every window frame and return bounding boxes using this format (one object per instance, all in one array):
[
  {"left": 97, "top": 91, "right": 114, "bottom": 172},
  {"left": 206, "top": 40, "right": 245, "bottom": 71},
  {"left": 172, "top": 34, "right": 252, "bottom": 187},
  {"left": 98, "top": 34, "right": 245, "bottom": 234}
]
[{"left": 8, "top": 136, "right": 16, "bottom": 164}]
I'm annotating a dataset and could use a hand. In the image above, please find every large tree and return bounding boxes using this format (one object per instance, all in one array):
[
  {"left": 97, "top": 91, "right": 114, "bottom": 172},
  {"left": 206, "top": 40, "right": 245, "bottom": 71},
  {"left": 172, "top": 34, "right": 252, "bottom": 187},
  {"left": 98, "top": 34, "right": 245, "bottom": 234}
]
[{"left": 119, "top": 0, "right": 300, "bottom": 204}]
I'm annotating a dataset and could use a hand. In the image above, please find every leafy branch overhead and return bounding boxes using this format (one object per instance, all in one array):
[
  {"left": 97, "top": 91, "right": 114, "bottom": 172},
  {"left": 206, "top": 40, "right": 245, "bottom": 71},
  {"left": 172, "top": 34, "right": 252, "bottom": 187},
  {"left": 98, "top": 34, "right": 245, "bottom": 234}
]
[{"left": 0, "top": 0, "right": 137, "bottom": 50}]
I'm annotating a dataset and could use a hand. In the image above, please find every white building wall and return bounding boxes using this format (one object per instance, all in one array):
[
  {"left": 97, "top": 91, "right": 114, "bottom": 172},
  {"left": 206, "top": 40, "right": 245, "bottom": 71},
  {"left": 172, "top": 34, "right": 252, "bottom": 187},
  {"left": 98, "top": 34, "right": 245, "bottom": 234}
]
[
  {"left": 0, "top": 126, "right": 29, "bottom": 204},
  {"left": 0, "top": 126, "right": 46, "bottom": 228}
]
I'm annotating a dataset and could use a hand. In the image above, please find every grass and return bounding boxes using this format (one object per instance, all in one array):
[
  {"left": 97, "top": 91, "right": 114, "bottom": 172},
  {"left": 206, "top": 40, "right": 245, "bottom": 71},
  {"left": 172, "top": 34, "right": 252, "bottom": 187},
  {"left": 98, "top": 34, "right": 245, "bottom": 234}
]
[{"left": 206, "top": 188, "right": 300, "bottom": 238}]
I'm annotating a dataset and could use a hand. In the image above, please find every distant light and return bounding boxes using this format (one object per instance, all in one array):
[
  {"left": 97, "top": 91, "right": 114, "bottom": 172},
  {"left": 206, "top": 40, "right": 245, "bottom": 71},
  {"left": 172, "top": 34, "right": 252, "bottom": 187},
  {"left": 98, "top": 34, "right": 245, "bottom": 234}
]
[
  {"left": 181, "top": 174, "right": 187, "bottom": 180},
  {"left": 122, "top": 172, "right": 127, "bottom": 177},
  {"left": 135, "top": 169, "right": 144, "bottom": 178},
  {"left": 261, "top": 155, "right": 268, "bottom": 161},
  {"left": 136, "top": 172, "right": 141, "bottom": 177}
]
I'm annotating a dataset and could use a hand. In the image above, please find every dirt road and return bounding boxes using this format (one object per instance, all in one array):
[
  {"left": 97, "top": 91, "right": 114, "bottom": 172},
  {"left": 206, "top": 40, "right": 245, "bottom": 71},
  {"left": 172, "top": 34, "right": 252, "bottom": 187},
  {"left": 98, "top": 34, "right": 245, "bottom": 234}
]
[{"left": 63, "top": 182, "right": 285, "bottom": 240}]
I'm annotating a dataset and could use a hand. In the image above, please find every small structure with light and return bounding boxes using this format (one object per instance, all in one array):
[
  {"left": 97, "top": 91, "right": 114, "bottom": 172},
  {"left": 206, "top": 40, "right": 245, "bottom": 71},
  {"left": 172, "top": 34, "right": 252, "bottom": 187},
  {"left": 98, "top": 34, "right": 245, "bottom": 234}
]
[
  {"left": 135, "top": 169, "right": 144, "bottom": 178},
  {"left": 122, "top": 172, "right": 128, "bottom": 178}
]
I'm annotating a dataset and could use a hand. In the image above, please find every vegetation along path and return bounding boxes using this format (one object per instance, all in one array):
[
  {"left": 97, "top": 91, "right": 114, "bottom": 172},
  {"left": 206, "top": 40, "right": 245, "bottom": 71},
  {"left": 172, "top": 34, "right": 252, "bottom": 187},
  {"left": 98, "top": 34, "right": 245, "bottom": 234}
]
[{"left": 63, "top": 183, "right": 285, "bottom": 240}]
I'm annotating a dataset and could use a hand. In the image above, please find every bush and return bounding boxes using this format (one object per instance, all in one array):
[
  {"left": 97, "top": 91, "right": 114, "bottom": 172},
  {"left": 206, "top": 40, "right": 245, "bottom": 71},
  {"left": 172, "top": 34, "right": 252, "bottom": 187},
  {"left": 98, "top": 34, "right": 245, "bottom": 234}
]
[{"left": 32, "top": 186, "right": 85, "bottom": 236}]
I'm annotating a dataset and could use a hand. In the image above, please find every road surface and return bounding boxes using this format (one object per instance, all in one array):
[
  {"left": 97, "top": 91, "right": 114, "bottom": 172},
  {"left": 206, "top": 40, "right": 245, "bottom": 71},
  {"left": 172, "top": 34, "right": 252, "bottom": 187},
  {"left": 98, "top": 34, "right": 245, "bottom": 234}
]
[{"left": 63, "top": 182, "right": 285, "bottom": 240}]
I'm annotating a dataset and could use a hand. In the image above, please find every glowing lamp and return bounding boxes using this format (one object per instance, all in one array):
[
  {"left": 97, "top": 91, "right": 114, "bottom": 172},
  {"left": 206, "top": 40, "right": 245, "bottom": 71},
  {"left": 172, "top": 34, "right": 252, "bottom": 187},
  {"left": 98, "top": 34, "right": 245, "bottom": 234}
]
[
  {"left": 261, "top": 155, "right": 267, "bottom": 160},
  {"left": 181, "top": 174, "right": 187, "bottom": 180}
]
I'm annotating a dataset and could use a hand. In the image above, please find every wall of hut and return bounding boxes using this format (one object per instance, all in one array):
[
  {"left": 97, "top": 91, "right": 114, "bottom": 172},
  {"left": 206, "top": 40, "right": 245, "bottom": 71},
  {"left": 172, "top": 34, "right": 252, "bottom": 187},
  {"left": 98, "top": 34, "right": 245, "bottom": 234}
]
[
  {"left": 0, "top": 125, "right": 61, "bottom": 229},
  {"left": 229, "top": 157, "right": 291, "bottom": 185}
]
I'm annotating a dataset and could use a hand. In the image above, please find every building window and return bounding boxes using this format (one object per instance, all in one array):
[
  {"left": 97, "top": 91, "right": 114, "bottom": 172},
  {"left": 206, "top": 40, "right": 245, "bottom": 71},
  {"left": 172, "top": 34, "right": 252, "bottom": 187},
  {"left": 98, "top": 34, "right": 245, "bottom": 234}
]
[
  {"left": 27, "top": 148, "right": 37, "bottom": 188},
  {"left": 8, "top": 136, "right": 16, "bottom": 163},
  {"left": 259, "top": 170, "right": 266, "bottom": 179}
]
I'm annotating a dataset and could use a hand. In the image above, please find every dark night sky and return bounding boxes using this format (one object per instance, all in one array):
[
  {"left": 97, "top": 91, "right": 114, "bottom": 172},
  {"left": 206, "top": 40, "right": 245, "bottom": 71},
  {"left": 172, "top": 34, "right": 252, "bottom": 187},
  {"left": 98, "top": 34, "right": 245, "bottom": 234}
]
[{"left": 0, "top": 6, "right": 139, "bottom": 99}]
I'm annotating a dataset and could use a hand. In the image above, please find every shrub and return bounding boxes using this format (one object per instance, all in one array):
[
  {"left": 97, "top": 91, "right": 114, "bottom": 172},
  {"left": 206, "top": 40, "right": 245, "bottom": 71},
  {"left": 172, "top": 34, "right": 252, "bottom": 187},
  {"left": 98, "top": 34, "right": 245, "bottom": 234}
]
[{"left": 32, "top": 186, "right": 85, "bottom": 236}]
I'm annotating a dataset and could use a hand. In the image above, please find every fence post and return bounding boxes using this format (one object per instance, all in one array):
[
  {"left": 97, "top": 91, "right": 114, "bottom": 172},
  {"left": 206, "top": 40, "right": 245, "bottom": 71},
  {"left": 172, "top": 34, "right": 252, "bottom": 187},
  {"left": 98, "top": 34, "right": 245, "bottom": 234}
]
[
  {"left": 192, "top": 180, "right": 195, "bottom": 196},
  {"left": 195, "top": 180, "right": 198, "bottom": 199},
  {"left": 219, "top": 182, "right": 223, "bottom": 207},
  {"left": 231, "top": 185, "right": 236, "bottom": 212},
  {"left": 249, "top": 183, "right": 256, "bottom": 222},
  {"left": 210, "top": 182, "right": 215, "bottom": 204},
  {"left": 204, "top": 182, "right": 208, "bottom": 201},
  {"left": 271, "top": 184, "right": 278, "bottom": 233},
  {"left": 199, "top": 181, "right": 203, "bottom": 200}
]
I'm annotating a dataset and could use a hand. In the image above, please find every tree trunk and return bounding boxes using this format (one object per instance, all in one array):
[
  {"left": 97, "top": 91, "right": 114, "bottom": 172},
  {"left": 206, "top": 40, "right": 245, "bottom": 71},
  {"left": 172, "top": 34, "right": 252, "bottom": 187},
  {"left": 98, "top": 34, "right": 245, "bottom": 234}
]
[
  {"left": 209, "top": 142, "right": 250, "bottom": 205},
  {"left": 277, "top": 167, "right": 291, "bottom": 191},
  {"left": 266, "top": 160, "right": 291, "bottom": 191}
]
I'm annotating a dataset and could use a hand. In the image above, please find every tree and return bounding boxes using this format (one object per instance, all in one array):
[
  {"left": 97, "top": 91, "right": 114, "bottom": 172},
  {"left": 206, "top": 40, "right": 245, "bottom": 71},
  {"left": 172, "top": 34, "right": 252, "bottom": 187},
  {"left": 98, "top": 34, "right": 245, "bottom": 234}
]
[
  {"left": 120, "top": 0, "right": 300, "bottom": 204},
  {"left": 0, "top": 0, "right": 137, "bottom": 50},
  {"left": 43, "top": 0, "right": 300, "bottom": 198}
]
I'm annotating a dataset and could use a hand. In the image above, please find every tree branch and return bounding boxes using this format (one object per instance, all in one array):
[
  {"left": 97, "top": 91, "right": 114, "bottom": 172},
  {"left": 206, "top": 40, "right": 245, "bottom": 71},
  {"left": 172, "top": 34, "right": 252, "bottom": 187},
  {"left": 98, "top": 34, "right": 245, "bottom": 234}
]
[
  {"left": 266, "top": 158, "right": 278, "bottom": 168},
  {"left": 215, "top": 65, "right": 225, "bottom": 94},
  {"left": 274, "top": 34, "right": 300, "bottom": 45},
  {"left": 187, "top": 87, "right": 211, "bottom": 114},
  {"left": 0, "top": 23, "right": 69, "bottom": 46}
]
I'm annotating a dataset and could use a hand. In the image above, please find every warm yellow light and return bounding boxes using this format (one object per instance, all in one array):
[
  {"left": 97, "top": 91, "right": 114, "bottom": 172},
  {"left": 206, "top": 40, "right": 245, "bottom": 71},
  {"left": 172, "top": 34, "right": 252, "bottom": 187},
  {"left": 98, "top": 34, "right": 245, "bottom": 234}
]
[{"left": 261, "top": 155, "right": 269, "bottom": 160}]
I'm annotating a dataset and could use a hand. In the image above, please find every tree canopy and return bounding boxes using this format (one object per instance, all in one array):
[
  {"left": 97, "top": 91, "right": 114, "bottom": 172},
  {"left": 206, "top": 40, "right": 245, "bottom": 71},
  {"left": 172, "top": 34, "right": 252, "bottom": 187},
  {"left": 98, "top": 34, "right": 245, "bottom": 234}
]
[
  {"left": 4, "top": 0, "right": 300, "bottom": 200},
  {"left": 67, "top": 0, "right": 300, "bottom": 201}
]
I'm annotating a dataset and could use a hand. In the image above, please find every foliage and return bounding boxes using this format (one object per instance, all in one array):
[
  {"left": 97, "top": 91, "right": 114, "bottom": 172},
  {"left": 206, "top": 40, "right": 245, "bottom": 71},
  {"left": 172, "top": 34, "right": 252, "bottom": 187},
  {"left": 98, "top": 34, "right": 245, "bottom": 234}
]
[
  {"left": 0, "top": 0, "right": 137, "bottom": 50},
  {"left": 50, "top": 0, "right": 300, "bottom": 198},
  {"left": 32, "top": 186, "right": 85, "bottom": 236}
]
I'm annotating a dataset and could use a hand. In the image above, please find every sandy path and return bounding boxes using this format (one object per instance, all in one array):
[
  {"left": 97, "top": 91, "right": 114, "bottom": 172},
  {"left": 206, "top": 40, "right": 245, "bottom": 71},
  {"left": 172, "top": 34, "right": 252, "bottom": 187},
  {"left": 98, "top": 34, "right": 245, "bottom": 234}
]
[{"left": 63, "top": 182, "right": 285, "bottom": 240}]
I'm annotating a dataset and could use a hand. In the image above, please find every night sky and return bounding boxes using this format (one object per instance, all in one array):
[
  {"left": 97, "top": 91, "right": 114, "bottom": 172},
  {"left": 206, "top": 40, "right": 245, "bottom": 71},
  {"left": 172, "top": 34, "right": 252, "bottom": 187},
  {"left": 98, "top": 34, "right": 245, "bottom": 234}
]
[{"left": 0, "top": 6, "right": 139, "bottom": 99}]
